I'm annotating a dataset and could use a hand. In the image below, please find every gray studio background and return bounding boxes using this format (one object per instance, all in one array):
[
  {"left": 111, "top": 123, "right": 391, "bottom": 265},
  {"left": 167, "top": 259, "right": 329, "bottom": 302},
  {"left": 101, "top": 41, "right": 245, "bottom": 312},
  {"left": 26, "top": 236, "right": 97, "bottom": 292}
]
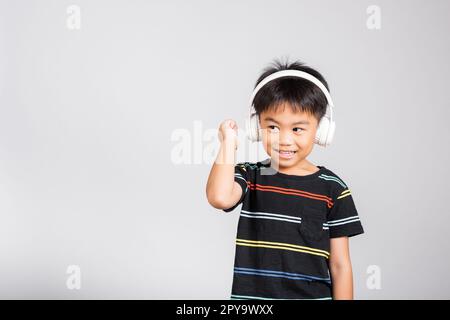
[{"left": 1, "top": 0, "right": 449, "bottom": 299}]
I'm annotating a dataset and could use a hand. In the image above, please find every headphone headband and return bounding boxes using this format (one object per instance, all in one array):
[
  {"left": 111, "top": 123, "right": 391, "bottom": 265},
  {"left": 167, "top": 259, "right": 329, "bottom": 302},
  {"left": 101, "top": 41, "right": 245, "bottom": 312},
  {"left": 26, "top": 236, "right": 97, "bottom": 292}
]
[
  {"left": 249, "top": 69, "right": 334, "bottom": 125},
  {"left": 250, "top": 69, "right": 334, "bottom": 108}
]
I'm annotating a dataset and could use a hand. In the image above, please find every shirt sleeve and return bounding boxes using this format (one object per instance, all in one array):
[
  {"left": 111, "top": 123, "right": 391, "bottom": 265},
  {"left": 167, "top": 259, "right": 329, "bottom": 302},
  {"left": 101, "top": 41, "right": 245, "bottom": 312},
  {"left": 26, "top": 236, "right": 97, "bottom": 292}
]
[
  {"left": 327, "top": 183, "right": 364, "bottom": 238},
  {"left": 222, "top": 162, "right": 249, "bottom": 213}
]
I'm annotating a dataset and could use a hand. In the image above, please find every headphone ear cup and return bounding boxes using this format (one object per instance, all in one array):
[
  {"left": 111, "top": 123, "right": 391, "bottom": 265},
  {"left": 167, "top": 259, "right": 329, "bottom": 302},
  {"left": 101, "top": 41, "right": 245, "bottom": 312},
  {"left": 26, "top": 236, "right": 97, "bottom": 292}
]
[
  {"left": 246, "top": 113, "right": 261, "bottom": 142},
  {"left": 316, "top": 117, "right": 336, "bottom": 147},
  {"left": 325, "top": 121, "right": 335, "bottom": 146},
  {"left": 315, "top": 117, "right": 330, "bottom": 147}
]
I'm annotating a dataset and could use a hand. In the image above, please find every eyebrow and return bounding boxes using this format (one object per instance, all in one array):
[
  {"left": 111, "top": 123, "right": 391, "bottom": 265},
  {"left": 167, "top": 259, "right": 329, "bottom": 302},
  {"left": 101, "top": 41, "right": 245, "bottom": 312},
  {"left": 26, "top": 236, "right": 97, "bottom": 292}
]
[{"left": 263, "top": 117, "right": 310, "bottom": 125}]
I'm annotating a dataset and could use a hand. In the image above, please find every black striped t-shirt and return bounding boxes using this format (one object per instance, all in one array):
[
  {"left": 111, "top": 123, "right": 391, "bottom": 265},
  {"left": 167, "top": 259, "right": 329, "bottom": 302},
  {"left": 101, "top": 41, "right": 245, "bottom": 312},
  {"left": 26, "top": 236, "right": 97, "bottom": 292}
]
[{"left": 223, "top": 158, "right": 364, "bottom": 300}]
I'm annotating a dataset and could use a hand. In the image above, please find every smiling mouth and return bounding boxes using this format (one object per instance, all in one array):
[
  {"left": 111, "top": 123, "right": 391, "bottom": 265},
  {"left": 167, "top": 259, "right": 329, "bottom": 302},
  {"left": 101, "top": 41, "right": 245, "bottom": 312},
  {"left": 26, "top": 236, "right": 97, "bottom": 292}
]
[{"left": 274, "top": 149, "right": 297, "bottom": 155}]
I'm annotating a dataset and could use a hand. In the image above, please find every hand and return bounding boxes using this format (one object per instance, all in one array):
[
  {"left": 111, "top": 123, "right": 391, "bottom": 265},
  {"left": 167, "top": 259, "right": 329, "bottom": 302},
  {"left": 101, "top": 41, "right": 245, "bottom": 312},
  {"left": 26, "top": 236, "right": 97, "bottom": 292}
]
[{"left": 218, "top": 119, "right": 238, "bottom": 149}]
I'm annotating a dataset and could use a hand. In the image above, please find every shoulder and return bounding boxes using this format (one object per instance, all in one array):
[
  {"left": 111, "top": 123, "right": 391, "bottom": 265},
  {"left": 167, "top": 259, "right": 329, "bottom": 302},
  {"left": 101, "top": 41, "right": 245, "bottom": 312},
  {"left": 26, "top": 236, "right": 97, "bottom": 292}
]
[
  {"left": 235, "top": 160, "right": 271, "bottom": 181},
  {"left": 235, "top": 162, "right": 258, "bottom": 179},
  {"left": 236, "top": 160, "right": 267, "bottom": 172},
  {"left": 236, "top": 162, "right": 256, "bottom": 171},
  {"left": 318, "top": 167, "right": 352, "bottom": 198}
]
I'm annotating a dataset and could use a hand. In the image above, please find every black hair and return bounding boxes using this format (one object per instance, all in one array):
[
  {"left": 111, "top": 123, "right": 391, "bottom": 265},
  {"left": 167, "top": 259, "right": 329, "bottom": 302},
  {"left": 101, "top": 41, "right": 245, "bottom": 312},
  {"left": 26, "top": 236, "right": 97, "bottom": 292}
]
[{"left": 253, "top": 58, "right": 329, "bottom": 124}]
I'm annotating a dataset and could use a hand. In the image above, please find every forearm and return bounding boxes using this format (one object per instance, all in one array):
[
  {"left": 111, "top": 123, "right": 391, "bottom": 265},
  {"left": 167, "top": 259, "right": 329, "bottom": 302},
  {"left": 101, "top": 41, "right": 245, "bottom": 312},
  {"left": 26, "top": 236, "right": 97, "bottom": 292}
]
[
  {"left": 206, "top": 139, "right": 236, "bottom": 206},
  {"left": 330, "top": 263, "right": 354, "bottom": 300}
]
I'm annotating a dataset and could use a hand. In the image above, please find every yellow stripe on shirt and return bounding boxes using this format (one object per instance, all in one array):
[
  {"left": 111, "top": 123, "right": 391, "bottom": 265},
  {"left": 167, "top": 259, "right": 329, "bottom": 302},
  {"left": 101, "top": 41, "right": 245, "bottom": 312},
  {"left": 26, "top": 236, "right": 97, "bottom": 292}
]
[
  {"left": 236, "top": 238, "right": 330, "bottom": 259},
  {"left": 337, "top": 189, "right": 351, "bottom": 199}
]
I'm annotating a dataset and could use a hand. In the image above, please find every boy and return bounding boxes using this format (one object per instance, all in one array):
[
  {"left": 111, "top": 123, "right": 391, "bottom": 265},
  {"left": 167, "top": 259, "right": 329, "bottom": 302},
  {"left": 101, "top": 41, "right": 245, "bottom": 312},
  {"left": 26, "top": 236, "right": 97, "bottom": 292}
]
[{"left": 206, "top": 59, "right": 364, "bottom": 300}]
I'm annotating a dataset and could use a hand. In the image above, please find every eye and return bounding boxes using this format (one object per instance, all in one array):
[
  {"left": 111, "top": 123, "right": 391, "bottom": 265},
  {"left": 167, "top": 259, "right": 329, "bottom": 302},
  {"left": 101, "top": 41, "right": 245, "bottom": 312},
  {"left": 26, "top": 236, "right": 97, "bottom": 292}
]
[
  {"left": 268, "top": 125, "right": 279, "bottom": 133},
  {"left": 293, "top": 127, "right": 304, "bottom": 133}
]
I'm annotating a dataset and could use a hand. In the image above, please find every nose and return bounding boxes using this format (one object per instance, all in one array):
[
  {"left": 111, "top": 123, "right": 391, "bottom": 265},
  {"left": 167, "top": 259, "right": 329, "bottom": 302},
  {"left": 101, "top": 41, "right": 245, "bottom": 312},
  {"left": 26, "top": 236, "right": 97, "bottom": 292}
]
[{"left": 279, "top": 129, "right": 294, "bottom": 146}]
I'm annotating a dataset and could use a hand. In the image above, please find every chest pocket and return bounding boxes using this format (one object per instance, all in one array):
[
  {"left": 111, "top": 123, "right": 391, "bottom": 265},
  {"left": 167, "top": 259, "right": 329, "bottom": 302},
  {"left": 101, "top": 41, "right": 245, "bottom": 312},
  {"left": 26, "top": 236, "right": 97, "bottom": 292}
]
[{"left": 299, "top": 207, "right": 327, "bottom": 242}]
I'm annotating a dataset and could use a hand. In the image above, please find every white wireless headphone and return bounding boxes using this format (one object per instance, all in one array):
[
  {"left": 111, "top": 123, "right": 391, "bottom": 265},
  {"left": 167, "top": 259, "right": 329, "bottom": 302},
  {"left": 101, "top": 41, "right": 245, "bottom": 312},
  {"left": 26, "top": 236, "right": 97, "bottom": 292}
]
[{"left": 245, "top": 69, "right": 336, "bottom": 147}]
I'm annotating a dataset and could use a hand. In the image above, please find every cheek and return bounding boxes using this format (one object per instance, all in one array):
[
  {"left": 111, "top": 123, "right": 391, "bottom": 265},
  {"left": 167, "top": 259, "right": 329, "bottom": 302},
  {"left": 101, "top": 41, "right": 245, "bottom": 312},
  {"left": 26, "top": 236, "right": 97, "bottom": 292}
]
[
  {"left": 294, "top": 134, "right": 315, "bottom": 150},
  {"left": 261, "top": 132, "right": 272, "bottom": 150},
  {"left": 261, "top": 132, "right": 280, "bottom": 153},
  {"left": 298, "top": 134, "right": 316, "bottom": 150}
]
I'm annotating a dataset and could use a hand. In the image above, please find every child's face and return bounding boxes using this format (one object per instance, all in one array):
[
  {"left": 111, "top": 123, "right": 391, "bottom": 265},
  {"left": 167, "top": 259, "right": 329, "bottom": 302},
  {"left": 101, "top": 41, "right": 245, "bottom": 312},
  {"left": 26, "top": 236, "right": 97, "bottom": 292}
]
[{"left": 259, "top": 103, "right": 318, "bottom": 170}]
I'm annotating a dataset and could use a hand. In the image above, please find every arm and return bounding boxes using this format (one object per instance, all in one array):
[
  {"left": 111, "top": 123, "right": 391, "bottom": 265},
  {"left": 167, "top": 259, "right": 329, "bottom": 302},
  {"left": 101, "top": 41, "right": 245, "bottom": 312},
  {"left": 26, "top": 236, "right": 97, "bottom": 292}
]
[
  {"left": 329, "top": 236, "right": 354, "bottom": 300},
  {"left": 206, "top": 119, "right": 242, "bottom": 210}
]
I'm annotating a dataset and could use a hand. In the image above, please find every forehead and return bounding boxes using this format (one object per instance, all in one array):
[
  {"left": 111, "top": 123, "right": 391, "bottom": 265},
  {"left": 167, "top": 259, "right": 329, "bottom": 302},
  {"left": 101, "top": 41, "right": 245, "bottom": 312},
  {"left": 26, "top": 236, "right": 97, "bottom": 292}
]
[{"left": 260, "top": 104, "right": 316, "bottom": 126}]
